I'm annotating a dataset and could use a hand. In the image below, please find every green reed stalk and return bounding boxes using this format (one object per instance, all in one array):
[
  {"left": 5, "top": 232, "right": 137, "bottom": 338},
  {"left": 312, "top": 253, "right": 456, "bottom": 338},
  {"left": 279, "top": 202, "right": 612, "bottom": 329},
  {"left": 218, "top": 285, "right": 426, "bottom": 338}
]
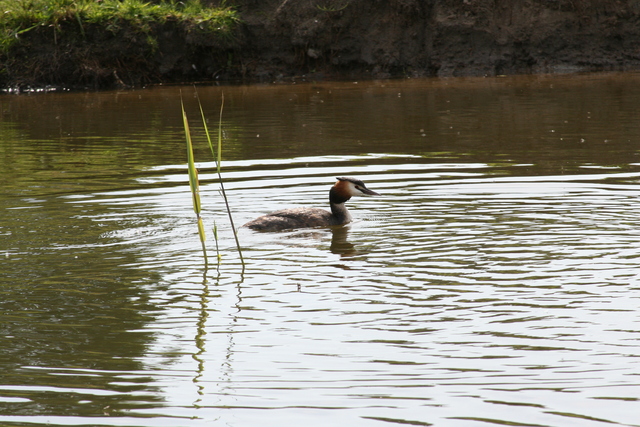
[
  {"left": 181, "top": 98, "right": 208, "bottom": 265},
  {"left": 197, "top": 93, "right": 245, "bottom": 266}
]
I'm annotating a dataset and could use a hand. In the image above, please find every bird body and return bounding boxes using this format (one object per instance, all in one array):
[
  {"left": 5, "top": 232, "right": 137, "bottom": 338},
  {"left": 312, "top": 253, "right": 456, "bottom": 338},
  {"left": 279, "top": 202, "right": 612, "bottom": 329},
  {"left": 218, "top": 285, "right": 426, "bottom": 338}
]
[{"left": 243, "top": 177, "right": 380, "bottom": 232}]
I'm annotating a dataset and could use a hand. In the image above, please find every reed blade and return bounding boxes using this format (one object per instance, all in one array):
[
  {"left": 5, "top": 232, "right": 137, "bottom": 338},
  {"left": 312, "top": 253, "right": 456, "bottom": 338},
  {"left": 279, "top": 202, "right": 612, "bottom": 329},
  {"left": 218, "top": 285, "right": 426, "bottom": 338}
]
[
  {"left": 197, "top": 216, "right": 206, "bottom": 242},
  {"left": 181, "top": 97, "right": 207, "bottom": 264},
  {"left": 182, "top": 100, "right": 202, "bottom": 215}
]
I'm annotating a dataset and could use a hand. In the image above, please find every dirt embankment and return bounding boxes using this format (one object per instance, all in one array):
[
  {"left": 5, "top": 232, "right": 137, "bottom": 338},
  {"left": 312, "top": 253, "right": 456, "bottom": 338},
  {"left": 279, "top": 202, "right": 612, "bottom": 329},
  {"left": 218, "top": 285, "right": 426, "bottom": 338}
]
[{"left": 4, "top": 0, "right": 640, "bottom": 90}]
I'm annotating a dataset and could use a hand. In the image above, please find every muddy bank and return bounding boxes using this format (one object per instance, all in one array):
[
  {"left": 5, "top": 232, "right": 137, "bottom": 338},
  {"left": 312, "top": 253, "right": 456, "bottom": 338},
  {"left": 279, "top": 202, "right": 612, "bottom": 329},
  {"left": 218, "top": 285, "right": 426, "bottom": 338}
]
[
  {"left": 3, "top": 0, "right": 640, "bottom": 90},
  {"left": 238, "top": 0, "right": 640, "bottom": 79}
]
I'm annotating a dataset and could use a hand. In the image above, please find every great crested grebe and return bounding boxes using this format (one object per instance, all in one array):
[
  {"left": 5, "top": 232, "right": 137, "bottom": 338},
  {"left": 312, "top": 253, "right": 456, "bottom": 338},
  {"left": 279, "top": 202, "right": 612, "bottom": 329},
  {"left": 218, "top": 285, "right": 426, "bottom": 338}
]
[{"left": 243, "top": 177, "right": 381, "bottom": 232}]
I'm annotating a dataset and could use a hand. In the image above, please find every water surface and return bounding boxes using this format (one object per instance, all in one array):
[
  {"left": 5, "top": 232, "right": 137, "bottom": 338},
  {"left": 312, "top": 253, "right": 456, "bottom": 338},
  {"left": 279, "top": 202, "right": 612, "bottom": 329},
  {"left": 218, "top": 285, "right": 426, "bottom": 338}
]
[{"left": 2, "top": 73, "right": 640, "bottom": 426}]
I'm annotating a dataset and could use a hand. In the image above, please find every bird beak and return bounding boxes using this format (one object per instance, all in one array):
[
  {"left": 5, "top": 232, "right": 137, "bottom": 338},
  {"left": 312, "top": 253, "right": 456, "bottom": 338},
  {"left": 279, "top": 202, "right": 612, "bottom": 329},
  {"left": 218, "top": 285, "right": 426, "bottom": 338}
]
[{"left": 361, "top": 188, "right": 381, "bottom": 196}]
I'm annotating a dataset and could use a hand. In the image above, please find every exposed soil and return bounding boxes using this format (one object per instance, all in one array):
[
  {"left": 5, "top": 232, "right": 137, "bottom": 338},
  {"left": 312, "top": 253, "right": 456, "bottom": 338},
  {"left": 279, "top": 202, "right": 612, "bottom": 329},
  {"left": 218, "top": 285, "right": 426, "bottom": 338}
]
[{"left": 4, "top": 0, "right": 640, "bottom": 90}]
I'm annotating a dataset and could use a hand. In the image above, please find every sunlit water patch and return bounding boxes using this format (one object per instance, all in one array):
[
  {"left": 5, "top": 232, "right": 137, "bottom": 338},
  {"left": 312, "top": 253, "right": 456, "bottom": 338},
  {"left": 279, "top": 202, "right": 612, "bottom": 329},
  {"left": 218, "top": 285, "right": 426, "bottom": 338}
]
[{"left": 24, "top": 156, "right": 637, "bottom": 427}]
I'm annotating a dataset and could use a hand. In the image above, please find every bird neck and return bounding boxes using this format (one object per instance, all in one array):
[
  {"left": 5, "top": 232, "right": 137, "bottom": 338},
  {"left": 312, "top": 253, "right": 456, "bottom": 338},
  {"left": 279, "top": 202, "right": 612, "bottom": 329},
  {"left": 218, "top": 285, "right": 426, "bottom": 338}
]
[
  {"left": 329, "top": 186, "right": 353, "bottom": 224},
  {"left": 330, "top": 202, "right": 352, "bottom": 225}
]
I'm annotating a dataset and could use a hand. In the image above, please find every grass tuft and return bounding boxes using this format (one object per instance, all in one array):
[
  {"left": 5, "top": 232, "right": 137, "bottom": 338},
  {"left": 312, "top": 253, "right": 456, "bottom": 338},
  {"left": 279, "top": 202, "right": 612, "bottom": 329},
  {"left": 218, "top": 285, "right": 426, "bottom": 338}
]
[
  {"left": 197, "top": 92, "right": 244, "bottom": 267},
  {"left": 0, "top": 0, "right": 239, "bottom": 55},
  {"left": 181, "top": 91, "right": 244, "bottom": 268}
]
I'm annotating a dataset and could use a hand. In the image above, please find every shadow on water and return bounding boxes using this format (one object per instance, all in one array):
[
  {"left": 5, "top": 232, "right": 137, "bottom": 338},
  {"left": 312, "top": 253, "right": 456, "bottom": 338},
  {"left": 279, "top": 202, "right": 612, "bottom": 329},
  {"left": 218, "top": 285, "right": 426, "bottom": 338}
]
[{"left": 0, "top": 196, "right": 166, "bottom": 416}]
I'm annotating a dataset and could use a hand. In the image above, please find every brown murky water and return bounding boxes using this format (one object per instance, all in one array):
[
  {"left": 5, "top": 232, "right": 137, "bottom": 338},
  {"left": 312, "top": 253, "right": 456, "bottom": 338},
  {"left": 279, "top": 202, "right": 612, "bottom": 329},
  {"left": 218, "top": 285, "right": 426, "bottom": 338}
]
[{"left": 2, "top": 72, "right": 640, "bottom": 426}]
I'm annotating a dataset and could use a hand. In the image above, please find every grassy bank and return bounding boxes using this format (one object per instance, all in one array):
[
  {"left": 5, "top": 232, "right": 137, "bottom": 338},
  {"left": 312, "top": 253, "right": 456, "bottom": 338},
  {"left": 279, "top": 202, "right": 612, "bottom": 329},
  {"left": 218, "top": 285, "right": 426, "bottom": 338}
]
[
  {"left": 0, "top": 0, "right": 239, "bottom": 53},
  {"left": 0, "top": 0, "right": 240, "bottom": 88}
]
